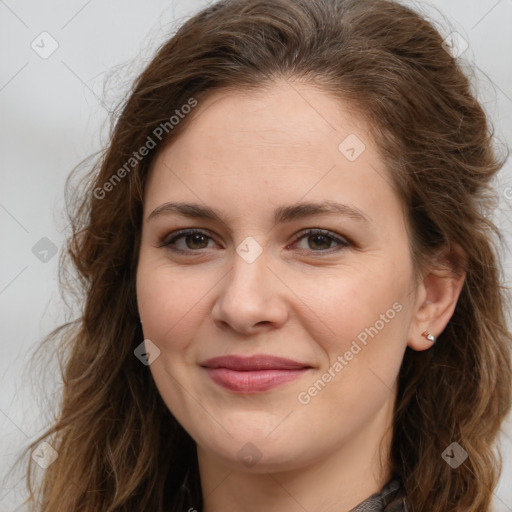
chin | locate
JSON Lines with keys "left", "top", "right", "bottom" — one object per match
{"left": 196, "top": 426, "right": 316, "bottom": 474}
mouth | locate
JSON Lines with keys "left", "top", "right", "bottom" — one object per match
{"left": 199, "top": 354, "right": 313, "bottom": 393}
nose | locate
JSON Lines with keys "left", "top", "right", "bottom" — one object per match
{"left": 211, "top": 249, "right": 289, "bottom": 336}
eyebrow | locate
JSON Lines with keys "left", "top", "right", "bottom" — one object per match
{"left": 146, "top": 200, "right": 371, "bottom": 224}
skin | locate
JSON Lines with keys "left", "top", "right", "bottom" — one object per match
{"left": 136, "top": 80, "right": 465, "bottom": 512}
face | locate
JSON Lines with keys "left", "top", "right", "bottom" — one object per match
{"left": 136, "top": 80, "right": 419, "bottom": 474}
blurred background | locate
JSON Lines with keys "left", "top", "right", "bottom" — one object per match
{"left": 1, "top": 0, "right": 511, "bottom": 510}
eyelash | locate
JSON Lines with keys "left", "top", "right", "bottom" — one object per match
{"left": 159, "top": 228, "right": 351, "bottom": 255}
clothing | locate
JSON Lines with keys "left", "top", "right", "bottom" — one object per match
{"left": 349, "top": 478, "right": 409, "bottom": 512}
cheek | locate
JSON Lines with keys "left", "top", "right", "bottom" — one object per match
{"left": 294, "top": 262, "right": 408, "bottom": 354}
{"left": 136, "top": 258, "right": 209, "bottom": 353}
{"left": 293, "top": 273, "right": 408, "bottom": 422}
{"left": 294, "top": 266, "right": 410, "bottom": 415}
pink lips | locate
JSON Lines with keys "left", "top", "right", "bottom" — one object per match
{"left": 200, "top": 355, "right": 312, "bottom": 393}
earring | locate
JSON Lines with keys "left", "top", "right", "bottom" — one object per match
{"left": 422, "top": 330, "right": 436, "bottom": 343}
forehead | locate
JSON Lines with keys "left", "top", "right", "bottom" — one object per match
{"left": 145, "top": 80, "right": 404, "bottom": 230}
{"left": 176, "top": 81, "right": 367, "bottom": 156}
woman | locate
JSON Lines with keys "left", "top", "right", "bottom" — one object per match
{"left": 18, "top": 0, "right": 511, "bottom": 510}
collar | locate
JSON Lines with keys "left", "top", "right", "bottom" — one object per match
{"left": 348, "top": 478, "right": 409, "bottom": 512}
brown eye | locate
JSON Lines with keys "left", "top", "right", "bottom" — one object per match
{"left": 182, "top": 233, "right": 210, "bottom": 250}
{"left": 160, "top": 228, "right": 350, "bottom": 256}
{"left": 306, "top": 234, "right": 334, "bottom": 250}
{"left": 291, "top": 229, "right": 350, "bottom": 253}
{"left": 161, "top": 229, "right": 216, "bottom": 253}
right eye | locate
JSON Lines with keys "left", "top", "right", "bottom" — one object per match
{"left": 159, "top": 229, "right": 219, "bottom": 254}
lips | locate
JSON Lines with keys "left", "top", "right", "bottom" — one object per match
{"left": 200, "top": 355, "right": 312, "bottom": 393}
{"left": 200, "top": 355, "right": 310, "bottom": 371}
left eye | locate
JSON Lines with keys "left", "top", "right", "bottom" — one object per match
{"left": 160, "top": 228, "right": 350, "bottom": 254}
{"left": 291, "top": 229, "right": 350, "bottom": 252}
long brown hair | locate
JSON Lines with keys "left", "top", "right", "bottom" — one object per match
{"left": 14, "top": 0, "right": 511, "bottom": 510}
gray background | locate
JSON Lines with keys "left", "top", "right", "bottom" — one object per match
{"left": 1, "top": 0, "right": 511, "bottom": 510}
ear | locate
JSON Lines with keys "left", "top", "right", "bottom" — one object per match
{"left": 407, "top": 245, "right": 466, "bottom": 351}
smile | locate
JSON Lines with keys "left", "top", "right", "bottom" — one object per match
{"left": 200, "top": 355, "right": 313, "bottom": 393}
